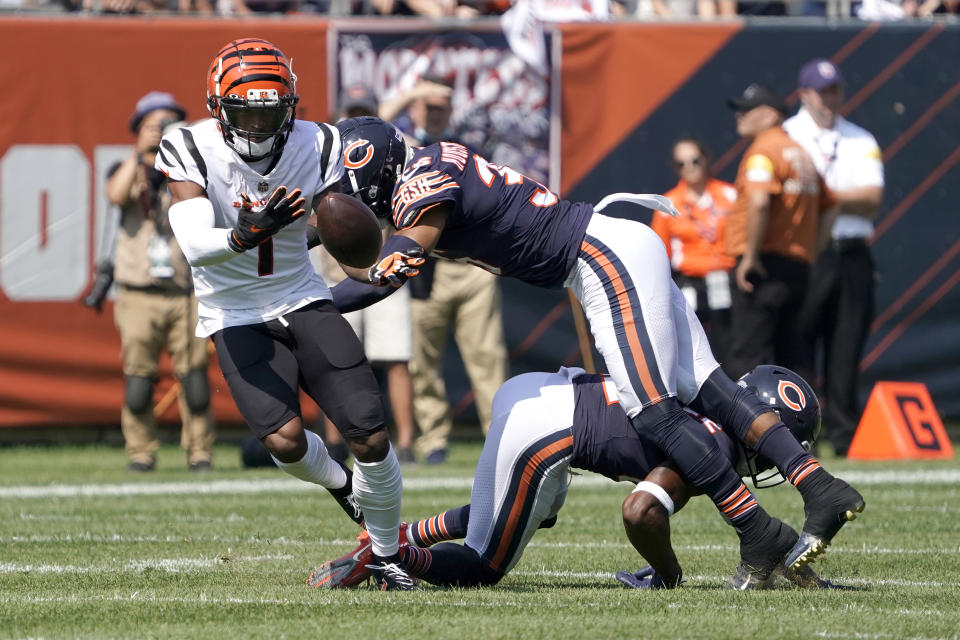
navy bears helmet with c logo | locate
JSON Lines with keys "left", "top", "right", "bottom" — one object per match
{"left": 736, "top": 365, "right": 822, "bottom": 487}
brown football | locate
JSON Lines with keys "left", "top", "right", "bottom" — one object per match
{"left": 315, "top": 192, "right": 382, "bottom": 269}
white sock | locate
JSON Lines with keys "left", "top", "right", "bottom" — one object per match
{"left": 352, "top": 445, "right": 402, "bottom": 557}
{"left": 271, "top": 429, "right": 347, "bottom": 490}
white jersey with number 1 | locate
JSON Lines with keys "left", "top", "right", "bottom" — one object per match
{"left": 156, "top": 118, "right": 343, "bottom": 337}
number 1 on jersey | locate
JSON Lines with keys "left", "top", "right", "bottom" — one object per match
{"left": 258, "top": 238, "right": 274, "bottom": 276}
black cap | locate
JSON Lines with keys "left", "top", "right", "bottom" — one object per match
{"left": 339, "top": 84, "right": 379, "bottom": 117}
{"left": 726, "top": 83, "right": 788, "bottom": 114}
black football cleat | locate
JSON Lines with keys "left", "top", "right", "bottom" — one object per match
{"left": 326, "top": 460, "right": 364, "bottom": 526}
{"left": 728, "top": 517, "right": 799, "bottom": 590}
{"left": 786, "top": 476, "right": 865, "bottom": 570}
{"left": 367, "top": 558, "right": 419, "bottom": 591}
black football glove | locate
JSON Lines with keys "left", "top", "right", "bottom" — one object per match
{"left": 228, "top": 185, "right": 307, "bottom": 253}
{"left": 368, "top": 247, "right": 426, "bottom": 287}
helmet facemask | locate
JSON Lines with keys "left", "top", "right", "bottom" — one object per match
{"left": 214, "top": 88, "right": 298, "bottom": 161}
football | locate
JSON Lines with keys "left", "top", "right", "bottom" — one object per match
{"left": 315, "top": 192, "right": 382, "bottom": 269}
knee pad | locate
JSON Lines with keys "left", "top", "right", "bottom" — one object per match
{"left": 181, "top": 369, "right": 210, "bottom": 413}
{"left": 688, "top": 369, "right": 766, "bottom": 440}
{"left": 241, "top": 435, "right": 276, "bottom": 468}
{"left": 124, "top": 375, "right": 155, "bottom": 414}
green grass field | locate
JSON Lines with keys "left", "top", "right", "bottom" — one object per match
{"left": 1, "top": 443, "right": 958, "bottom": 639}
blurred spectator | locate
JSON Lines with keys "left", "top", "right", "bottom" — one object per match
{"left": 311, "top": 84, "right": 417, "bottom": 465}
{"left": 88, "top": 91, "right": 215, "bottom": 472}
{"left": 384, "top": 77, "right": 509, "bottom": 465}
{"left": 379, "top": 79, "right": 455, "bottom": 146}
{"left": 905, "top": 0, "right": 959, "bottom": 15}
{"left": 723, "top": 84, "right": 834, "bottom": 380}
{"left": 857, "top": 0, "right": 909, "bottom": 18}
{"left": 368, "top": 0, "right": 479, "bottom": 16}
{"left": 651, "top": 137, "right": 736, "bottom": 363}
{"left": 784, "top": 59, "right": 884, "bottom": 457}
{"left": 632, "top": 0, "right": 735, "bottom": 17}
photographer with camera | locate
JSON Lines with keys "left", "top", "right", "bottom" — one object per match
{"left": 85, "top": 91, "right": 215, "bottom": 472}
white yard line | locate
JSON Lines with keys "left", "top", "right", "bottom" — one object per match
{"left": 1, "top": 469, "right": 959, "bottom": 500}
{"left": 0, "top": 553, "right": 294, "bottom": 574}
{"left": 1, "top": 531, "right": 955, "bottom": 559}
{"left": 3, "top": 556, "right": 957, "bottom": 591}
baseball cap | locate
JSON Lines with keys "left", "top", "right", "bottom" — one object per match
{"left": 339, "top": 84, "right": 379, "bottom": 117}
{"left": 726, "top": 83, "right": 788, "bottom": 114}
{"left": 129, "top": 91, "right": 186, "bottom": 133}
{"left": 797, "top": 58, "right": 844, "bottom": 90}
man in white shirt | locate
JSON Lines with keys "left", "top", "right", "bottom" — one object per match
{"left": 783, "top": 58, "right": 884, "bottom": 458}
{"left": 157, "top": 38, "right": 415, "bottom": 589}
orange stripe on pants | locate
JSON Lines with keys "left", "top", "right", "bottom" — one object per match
{"left": 489, "top": 435, "right": 574, "bottom": 571}
{"left": 581, "top": 241, "right": 662, "bottom": 404}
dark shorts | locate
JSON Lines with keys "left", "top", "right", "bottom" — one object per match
{"left": 212, "top": 300, "right": 384, "bottom": 440}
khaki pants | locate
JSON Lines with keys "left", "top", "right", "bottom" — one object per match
{"left": 412, "top": 262, "right": 508, "bottom": 456}
{"left": 114, "top": 288, "right": 215, "bottom": 465}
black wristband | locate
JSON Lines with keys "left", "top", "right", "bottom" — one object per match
{"left": 227, "top": 230, "right": 249, "bottom": 253}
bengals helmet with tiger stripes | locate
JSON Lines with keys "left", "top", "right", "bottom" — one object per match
{"left": 207, "top": 38, "right": 299, "bottom": 161}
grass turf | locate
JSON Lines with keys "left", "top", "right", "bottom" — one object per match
{"left": 1, "top": 443, "right": 958, "bottom": 639}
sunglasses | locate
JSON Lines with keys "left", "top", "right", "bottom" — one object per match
{"left": 673, "top": 156, "right": 704, "bottom": 169}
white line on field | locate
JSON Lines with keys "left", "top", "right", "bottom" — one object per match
{"left": 3, "top": 556, "right": 956, "bottom": 592}
{"left": 513, "top": 570, "right": 958, "bottom": 589}
{"left": 524, "top": 541, "right": 960, "bottom": 556}
{"left": 1, "top": 469, "right": 959, "bottom": 499}
{"left": 1, "top": 588, "right": 957, "bottom": 621}
{"left": 0, "top": 554, "right": 294, "bottom": 574}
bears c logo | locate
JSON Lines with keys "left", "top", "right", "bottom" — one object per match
{"left": 777, "top": 380, "right": 806, "bottom": 412}
{"left": 344, "top": 139, "right": 374, "bottom": 169}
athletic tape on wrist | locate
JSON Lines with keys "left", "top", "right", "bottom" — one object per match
{"left": 632, "top": 480, "right": 675, "bottom": 516}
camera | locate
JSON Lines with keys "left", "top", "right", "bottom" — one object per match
{"left": 82, "top": 260, "right": 115, "bottom": 312}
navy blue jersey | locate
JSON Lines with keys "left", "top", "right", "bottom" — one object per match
{"left": 569, "top": 373, "right": 737, "bottom": 482}
{"left": 391, "top": 142, "right": 593, "bottom": 289}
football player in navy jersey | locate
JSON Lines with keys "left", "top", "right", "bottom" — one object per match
{"left": 328, "top": 117, "right": 864, "bottom": 580}
{"left": 308, "top": 365, "right": 836, "bottom": 591}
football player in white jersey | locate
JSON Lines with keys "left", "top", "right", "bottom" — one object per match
{"left": 156, "top": 38, "right": 414, "bottom": 590}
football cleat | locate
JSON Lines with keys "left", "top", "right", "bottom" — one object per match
{"left": 787, "top": 477, "right": 865, "bottom": 570}
{"left": 772, "top": 560, "right": 842, "bottom": 589}
{"left": 325, "top": 460, "right": 364, "bottom": 526}
{"left": 736, "top": 561, "right": 854, "bottom": 590}
{"left": 306, "top": 540, "right": 373, "bottom": 589}
{"left": 367, "top": 559, "right": 419, "bottom": 591}
{"left": 732, "top": 516, "right": 799, "bottom": 589}
{"left": 727, "top": 562, "right": 775, "bottom": 590}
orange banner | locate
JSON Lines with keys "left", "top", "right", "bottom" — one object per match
{"left": 0, "top": 17, "right": 330, "bottom": 426}
{"left": 559, "top": 22, "right": 741, "bottom": 195}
